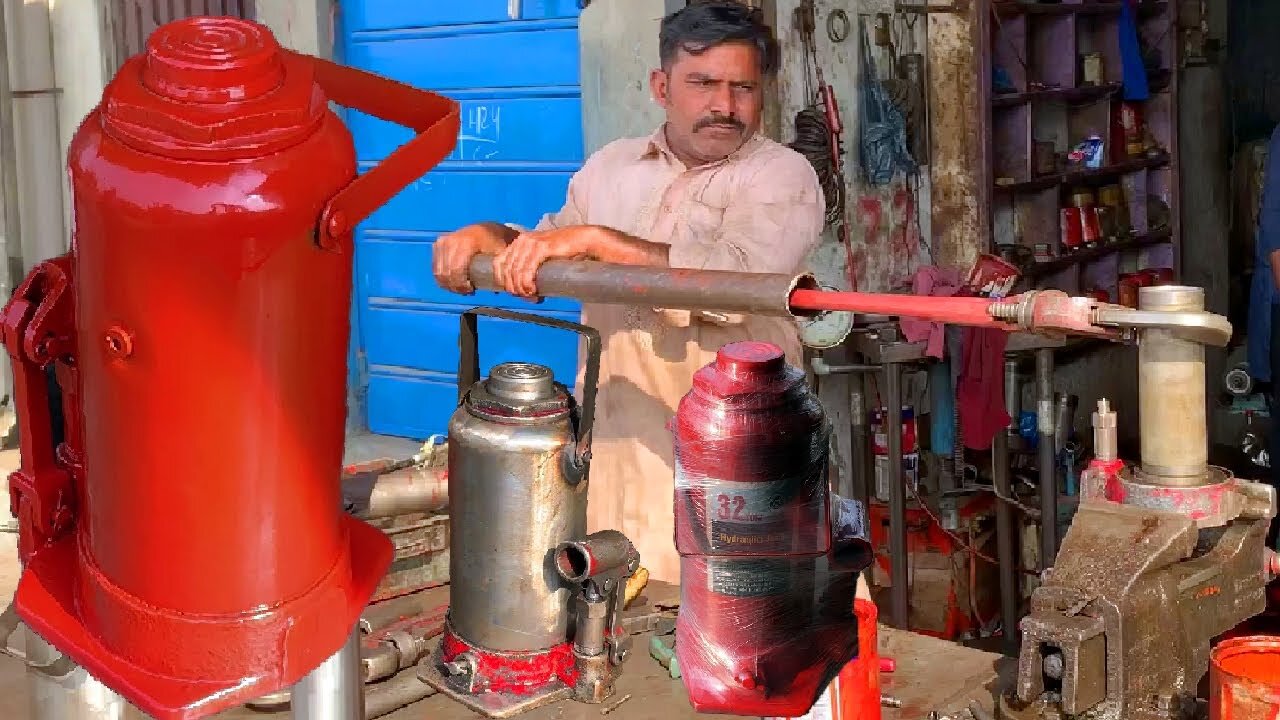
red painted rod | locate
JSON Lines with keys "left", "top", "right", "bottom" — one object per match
{"left": 788, "top": 288, "right": 1007, "bottom": 330}
{"left": 467, "top": 257, "right": 1010, "bottom": 330}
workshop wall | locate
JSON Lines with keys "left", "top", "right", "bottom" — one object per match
{"left": 771, "top": 0, "right": 932, "bottom": 296}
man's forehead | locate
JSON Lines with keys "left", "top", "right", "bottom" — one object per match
{"left": 668, "top": 42, "right": 760, "bottom": 75}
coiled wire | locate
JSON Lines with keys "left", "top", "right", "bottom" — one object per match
{"left": 788, "top": 106, "right": 844, "bottom": 228}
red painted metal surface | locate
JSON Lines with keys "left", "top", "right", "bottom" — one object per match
{"left": 3, "top": 16, "right": 459, "bottom": 720}
{"left": 439, "top": 623, "right": 579, "bottom": 695}
{"left": 673, "top": 342, "right": 860, "bottom": 717}
{"left": 1211, "top": 636, "right": 1280, "bottom": 720}
{"left": 1080, "top": 457, "right": 1241, "bottom": 525}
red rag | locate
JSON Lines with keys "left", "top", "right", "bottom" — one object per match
{"left": 957, "top": 326, "right": 1012, "bottom": 451}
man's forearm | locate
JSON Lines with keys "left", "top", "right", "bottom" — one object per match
{"left": 585, "top": 225, "right": 670, "bottom": 267}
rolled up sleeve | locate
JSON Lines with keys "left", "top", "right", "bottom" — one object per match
{"left": 665, "top": 151, "right": 826, "bottom": 324}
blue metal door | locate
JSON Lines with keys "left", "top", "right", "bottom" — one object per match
{"left": 338, "top": 1, "right": 585, "bottom": 439}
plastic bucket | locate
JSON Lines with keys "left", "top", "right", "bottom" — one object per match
{"left": 1211, "top": 636, "right": 1280, "bottom": 720}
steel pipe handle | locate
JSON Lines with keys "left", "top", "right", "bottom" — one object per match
{"left": 466, "top": 256, "right": 815, "bottom": 317}
{"left": 456, "top": 308, "right": 602, "bottom": 466}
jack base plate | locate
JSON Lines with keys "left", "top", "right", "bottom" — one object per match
{"left": 418, "top": 641, "right": 573, "bottom": 719}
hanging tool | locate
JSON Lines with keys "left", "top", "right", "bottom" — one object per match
{"left": 792, "top": 0, "right": 858, "bottom": 292}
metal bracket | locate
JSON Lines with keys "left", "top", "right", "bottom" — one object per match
{"left": 1, "top": 256, "right": 77, "bottom": 562}
{"left": 296, "top": 51, "right": 460, "bottom": 252}
{"left": 1091, "top": 306, "right": 1233, "bottom": 347}
{"left": 457, "top": 308, "right": 602, "bottom": 467}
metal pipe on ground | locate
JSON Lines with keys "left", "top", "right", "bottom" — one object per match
{"left": 343, "top": 465, "right": 448, "bottom": 520}
{"left": 364, "top": 672, "right": 437, "bottom": 719}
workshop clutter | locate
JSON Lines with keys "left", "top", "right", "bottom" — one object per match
{"left": 673, "top": 341, "right": 873, "bottom": 717}
{"left": 0, "top": 15, "right": 460, "bottom": 720}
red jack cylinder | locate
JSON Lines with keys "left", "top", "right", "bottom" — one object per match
{"left": 2, "top": 17, "right": 459, "bottom": 720}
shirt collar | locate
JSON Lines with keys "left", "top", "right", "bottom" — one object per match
{"left": 639, "top": 124, "right": 764, "bottom": 168}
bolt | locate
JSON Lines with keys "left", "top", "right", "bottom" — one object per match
{"left": 442, "top": 659, "right": 471, "bottom": 677}
{"left": 327, "top": 211, "right": 348, "bottom": 237}
{"left": 104, "top": 327, "right": 133, "bottom": 359}
{"left": 1043, "top": 652, "right": 1065, "bottom": 680}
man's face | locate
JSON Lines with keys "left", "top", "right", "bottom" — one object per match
{"left": 650, "top": 41, "right": 763, "bottom": 166}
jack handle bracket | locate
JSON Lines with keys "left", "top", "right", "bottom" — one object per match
{"left": 1, "top": 255, "right": 77, "bottom": 563}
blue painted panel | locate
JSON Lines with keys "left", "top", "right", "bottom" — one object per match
{"left": 345, "top": 0, "right": 582, "bottom": 33}
{"left": 344, "top": 25, "right": 579, "bottom": 91}
{"left": 356, "top": 236, "right": 580, "bottom": 313}
{"left": 346, "top": 95, "right": 584, "bottom": 163}
{"left": 360, "top": 166, "right": 574, "bottom": 233}
{"left": 343, "top": 1, "right": 584, "bottom": 439}
{"left": 366, "top": 373, "right": 459, "bottom": 439}
{"left": 363, "top": 306, "right": 582, "bottom": 381}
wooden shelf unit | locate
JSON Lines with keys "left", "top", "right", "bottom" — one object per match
{"left": 986, "top": 0, "right": 1179, "bottom": 302}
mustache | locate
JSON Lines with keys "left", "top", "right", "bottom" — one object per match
{"left": 694, "top": 116, "right": 745, "bottom": 133}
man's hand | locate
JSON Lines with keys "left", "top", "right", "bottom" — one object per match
{"left": 433, "top": 222, "right": 516, "bottom": 294}
{"left": 493, "top": 226, "right": 671, "bottom": 299}
{"left": 493, "top": 227, "right": 593, "bottom": 298}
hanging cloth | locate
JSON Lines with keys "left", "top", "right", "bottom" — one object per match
{"left": 858, "top": 17, "right": 917, "bottom": 186}
{"left": 1119, "top": 0, "right": 1150, "bottom": 101}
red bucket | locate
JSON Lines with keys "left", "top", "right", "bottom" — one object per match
{"left": 1211, "top": 636, "right": 1280, "bottom": 720}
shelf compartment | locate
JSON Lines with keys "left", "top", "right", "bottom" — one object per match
{"left": 1027, "top": 227, "right": 1172, "bottom": 278}
{"left": 995, "top": 152, "right": 1170, "bottom": 193}
{"left": 1029, "top": 13, "right": 1077, "bottom": 89}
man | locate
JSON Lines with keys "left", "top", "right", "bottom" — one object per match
{"left": 1247, "top": 123, "right": 1280, "bottom": 547}
{"left": 433, "top": 1, "right": 825, "bottom": 582}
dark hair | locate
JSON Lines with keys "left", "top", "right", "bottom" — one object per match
{"left": 659, "top": 1, "right": 779, "bottom": 76}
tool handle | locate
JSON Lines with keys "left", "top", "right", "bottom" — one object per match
{"left": 456, "top": 308, "right": 602, "bottom": 465}
{"left": 295, "top": 51, "right": 460, "bottom": 251}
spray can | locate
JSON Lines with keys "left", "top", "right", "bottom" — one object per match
{"left": 871, "top": 407, "right": 919, "bottom": 503}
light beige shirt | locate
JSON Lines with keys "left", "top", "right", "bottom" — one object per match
{"left": 534, "top": 127, "right": 825, "bottom": 582}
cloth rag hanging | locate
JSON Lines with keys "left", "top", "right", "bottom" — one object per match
{"left": 1119, "top": 0, "right": 1150, "bottom": 101}
{"left": 956, "top": 327, "right": 1011, "bottom": 451}
{"left": 858, "top": 17, "right": 917, "bottom": 185}
{"left": 898, "top": 265, "right": 963, "bottom": 359}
